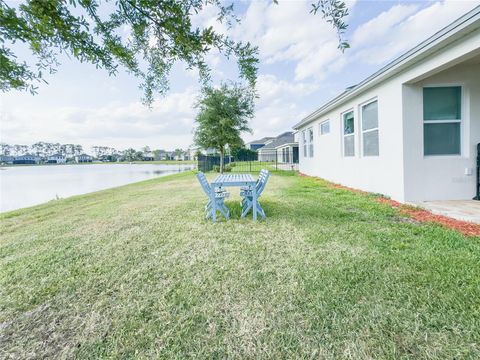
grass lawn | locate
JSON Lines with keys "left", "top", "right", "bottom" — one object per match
{"left": 1, "top": 171, "right": 479, "bottom": 359}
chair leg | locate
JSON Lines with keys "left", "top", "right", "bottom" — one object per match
{"left": 241, "top": 199, "right": 252, "bottom": 218}
{"left": 218, "top": 202, "right": 230, "bottom": 219}
{"left": 256, "top": 202, "right": 266, "bottom": 219}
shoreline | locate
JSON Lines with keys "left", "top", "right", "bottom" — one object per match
{"left": 0, "top": 160, "right": 196, "bottom": 168}
{"left": 0, "top": 168, "right": 195, "bottom": 215}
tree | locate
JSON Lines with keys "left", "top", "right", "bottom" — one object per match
{"left": 1, "top": 1, "right": 349, "bottom": 104}
{"left": 231, "top": 147, "right": 258, "bottom": 161}
{"left": 174, "top": 148, "right": 184, "bottom": 160}
{"left": 123, "top": 148, "right": 137, "bottom": 162}
{"left": 194, "top": 83, "right": 254, "bottom": 173}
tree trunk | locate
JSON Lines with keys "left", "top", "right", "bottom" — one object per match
{"left": 220, "top": 147, "right": 225, "bottom": 174}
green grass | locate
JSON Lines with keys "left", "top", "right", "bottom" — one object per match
{"left": 1, "top": 172, "right": 479, "bottom": 359}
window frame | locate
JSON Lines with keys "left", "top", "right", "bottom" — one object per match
{"left": 302, "top": 130, "right": 307, "bottom": 157}
{"left": 360, "top": 98, "right": 379, "bottom": 157}
{"left": 320, "top": 120, "right": 330, "bottom": 135}
{"left": 423, "top": 85, "right": 463, "bottom": 157}
{"left": 341, "top": 109, "right": 355, "bottom": 157}
{"left": 308, "top": 127, "right": 314, "bottom": 157}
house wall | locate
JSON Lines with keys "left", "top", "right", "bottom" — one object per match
{"left": 402, "top": 62, "right": 480, "bottom": 201}
{"left": 297, "top": 26, "right": 480, "bottom": 202}
{"left": 298, "top": 81, "right": 406, "bottom": 201}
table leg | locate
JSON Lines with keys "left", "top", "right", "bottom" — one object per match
{"left": 252, "top": 185, "right": 257, "bottom": 222}
{"left": 211, "top": 186, "right": 216, "bottom": 223}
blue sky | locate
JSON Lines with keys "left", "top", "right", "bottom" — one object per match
{"left": 1, "top": 0, "right": 479, "bottom": 151}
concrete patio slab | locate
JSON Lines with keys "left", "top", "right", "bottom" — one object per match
{"left": 413, "top": 200, "right": 480, "bottom": 224}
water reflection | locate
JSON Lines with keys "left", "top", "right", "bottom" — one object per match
{"left": 0, "top": 163, "right": 195, "bottom": 212}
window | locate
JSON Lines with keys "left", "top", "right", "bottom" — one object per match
{"left": 343, "top": 111, "right": 355, "bottom": 156}
{"left": 320, "top": 120, "right": 330, "bottom": 135}
{"left": 423, "top": 86, "right": 461, "bottom": 155}
{"left": 308, "top": 127, "right": 314, "bottom": 157}
{"left": 302, "top": 130, "right": 307, "bottom": 157}
{"left": 361, "top": 100, "right": 379, "bottom": 156}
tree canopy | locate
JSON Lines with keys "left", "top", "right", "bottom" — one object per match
{"left": 1, "top": 0, "right": 349, "bottom": 104}
{"left": 194, "top": 83, "right": 254, "bottom": 172}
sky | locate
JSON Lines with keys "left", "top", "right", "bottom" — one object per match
{"left": 1, "top": 0, "right": 479, "bottom": 152}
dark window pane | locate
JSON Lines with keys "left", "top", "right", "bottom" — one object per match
{"left": 343, "top": 111, "right": 354, "bottom": 135}
{"left": 423, "top": 87, "right": 461, "bottom": 120}
{"left": 424, "top": 122, "right": 460, "bottom": 155}
{"left": 363, "top": 130, "right": 379, "bottom": 156}
{"left": 362, "top": 101, "right": 378, "bottom": 130}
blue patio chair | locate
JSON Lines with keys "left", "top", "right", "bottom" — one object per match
{"left": 196, "top": 172, "right": 230, "bottom": 220}
{"left": 240, "top": 170, "right": 270, "bottom": 219}
{"left": 240, "top": 169, "right": 268, "bottom": 192}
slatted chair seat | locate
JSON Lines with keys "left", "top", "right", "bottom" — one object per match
{"left": 197, "top": 171, "right": 230, "bottom": 220}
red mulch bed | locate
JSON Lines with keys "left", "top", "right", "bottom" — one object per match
{"left": 376, "top": 198, "right": 480, "bottom": 237}
{"left": 300, "top": 173, "right": 480, "bottom": 237}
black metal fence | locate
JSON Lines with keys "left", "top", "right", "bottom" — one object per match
{"left": 197, "top": 148, "right": 299, "bottom": 173}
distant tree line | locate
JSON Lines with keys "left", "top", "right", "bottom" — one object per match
{"left": 0, "top": 142, "right": 193, "bottom": 162}
{"left": 0, "top": 142, "right": 84, "bottom": 157}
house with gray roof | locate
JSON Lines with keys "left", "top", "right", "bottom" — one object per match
{"left": 13, "top": 154, "right": 41, "bottom": 164}
{"left": 47, "top": 154, "right": 67, "bottom": 164}
{"left": 257, "top": 132, "right": 299, "bottom": 165}
{"left": 245, "top": 137, "right": 275, "bottom": 151}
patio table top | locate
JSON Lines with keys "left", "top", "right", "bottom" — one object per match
{"left": 212, "top": 173, "right": 256, "bottom": 187}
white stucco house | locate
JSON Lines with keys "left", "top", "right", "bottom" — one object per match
{"left": 294, "top": 7, "right": 480, "bottom": 203}
{"left": 75, "top": 154, "right": 93, "bottom": 163}
{"left": 47, "top": 154, "right": 67, "bottom": 164}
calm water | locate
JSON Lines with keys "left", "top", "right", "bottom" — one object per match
{"left": 0, "top": 163, "right": 195, "bottom": 212}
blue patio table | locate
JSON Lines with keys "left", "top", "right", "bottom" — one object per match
{"left": 211, "top": 173, "right": 258, "bottom": 222}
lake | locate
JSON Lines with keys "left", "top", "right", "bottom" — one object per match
{"left": 0, "top": 163, "right": 195, "bottom": 212}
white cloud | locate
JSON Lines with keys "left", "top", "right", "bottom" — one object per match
{"left": 0, "top": 88, "right": 199, "bottom": 150}
{"left": 234, "top": 0, "right": 353, "bottom": 81}
{"left": 245, "top": 74, "right": 318, "bottom": 140}
{"left": 352, "top": 0, "right": 479, "bottom": 65}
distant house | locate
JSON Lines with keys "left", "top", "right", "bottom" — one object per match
{"left": 0, "top": 155, "right": 14, "bottom": 164}
{"left": 187, "top": 147, "right": 201, "bottom": 161}
{"left": 257, "top": 132, "right": 299, "bottom": 164}
{"left": 173, "top": 151, "right": 186, "bottom": 161}
{"left": 75, "top": 154, "right": 93, "bottom": 163}
{"left": 143, "top": 152, "right": 155, "bottom": 161}
{"left": 293, "top": 7, "right": 480, "bottom": 202}
{"left": 153, "top": 150, "right": 167, "bottom": 161}
{"left": 13, "top": 154, "right": 41, "bottom": 164}
{"left": 245, "top": 137, "right": 275, "bottom": 151}
{"left": 47, "top": 154, "right": 67, "bottom": 164}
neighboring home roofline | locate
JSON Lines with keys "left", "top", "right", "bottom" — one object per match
{"left": 293, "top": 5, "right": 480, "bottom": 130}
{"left": 259, "top": 131, "right": 296, "bottom": 150}
{"left": 274, "top": 142, "right": 298, "bottom": 150}
{"left": 246, "top": 136, "right": 275, "bottom": 145}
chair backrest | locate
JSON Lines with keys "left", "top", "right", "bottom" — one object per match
{"left": 255, "top": 170, "right": 270, "bottom": 196}
{"left": 256, "top": 169, "right": 268, "bottom": 184}
{"left": 196, "top": 172, "right": 212, "bottom": 198}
